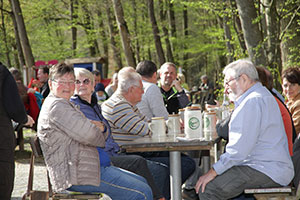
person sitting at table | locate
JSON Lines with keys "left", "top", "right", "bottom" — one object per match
{"left": 70, "top": 67, "right": 167, "bottom": 200}
{"left": 195, "top": 59, "right": 294, "bottom": 199}
{"left": 281, "top": 67, "right": 300, "bottom": 136}
{"left": 101, "top": 66, "right": 195, "bottom": 199}
{"left": 37, "top": 63, "right": 153, "bottom": 200}
{"left": 136, "top": 60, "right": 169, "bottom": 120}
{"left": 158, "top": 62, "right": 190, "bottom": 114}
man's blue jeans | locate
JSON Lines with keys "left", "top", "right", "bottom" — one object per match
{"left": 67, "top": 165, "right": 153, "bottom": 200}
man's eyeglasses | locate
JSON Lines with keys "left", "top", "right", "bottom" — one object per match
{"left": 52, "top": 79, "right": 75, "bottom": 86}
{"left": 75, "top": 79, "right": 91, "bottom": 85}
{"left": 224, "top": 75, "right": 241, "bottom": 86}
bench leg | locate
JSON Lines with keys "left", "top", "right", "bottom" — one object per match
{"left": 17, "top": 128, "right": 24, "bottom": 151}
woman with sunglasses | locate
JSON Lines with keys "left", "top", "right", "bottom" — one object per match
{"left": 70, "top": 67, "right": 167, "bottom": 200}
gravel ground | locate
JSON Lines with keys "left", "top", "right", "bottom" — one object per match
{"left": 12, "top": 148, "right": 48, "bottom": 200}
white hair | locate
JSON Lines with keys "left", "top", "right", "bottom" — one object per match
{"left": 117, "top": 67, "right": 142, "bottom": 94}
{"left": 223, "top": 58, "right": 259, "bottom": 81}
{"left": 74, "top": 68, "right": 95, "bottom": 84}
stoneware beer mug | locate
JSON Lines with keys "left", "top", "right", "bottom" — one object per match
{"left": 166, "top": 114, "right": 181, "bottom": 135}
{"left": 184, "top": 106, "right": 203, "bottom": 138}
{"left": 148, "top": 117, "right": 166, "bottom": 138}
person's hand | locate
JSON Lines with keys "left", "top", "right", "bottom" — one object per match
{"left": 171, "top": 79, "right": 183, "bottom": 93}
{"left": 27, "top": 88, "right": 36, "bottom": 94}
{"left": 91, "top": 120, "right": 105, "bottom": 132}
{"left": 24, "top": 115, "right": 35, "bottom": 127}
{"left": 195, "top": 168, "right": 217, "bottom": 194}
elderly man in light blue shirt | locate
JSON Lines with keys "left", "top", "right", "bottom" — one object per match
{"left": 195, "top": 59, "right": 294, "bottom": 200}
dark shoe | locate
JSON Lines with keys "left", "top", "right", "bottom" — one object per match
{"left": 182, "top": 188, "right": 199, "bottom": 200}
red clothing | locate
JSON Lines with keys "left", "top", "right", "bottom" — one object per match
{"left": 275, "top": 97, "right": 293, "bottom": 155}
{"left": 24, "top": 93, "right": 40, "bottom": 121}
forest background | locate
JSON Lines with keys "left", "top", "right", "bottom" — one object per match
{"left": 1, "top": 0, "right": 300, "bottom": 96}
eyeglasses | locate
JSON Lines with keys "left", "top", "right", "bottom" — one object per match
{"left": 224, "top": 75, "right": 241, "bottom": 86}
{"left": 75, "top": 79, "right": 91, "bottom": 85}
{"left": 52, "top": 79, "right": 75, "bottom": 86}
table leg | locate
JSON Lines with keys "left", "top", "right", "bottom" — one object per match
{"left": 201, "top": 150, "right": 210, "bottom": 173}
{"left": 170, "top": 151, "right": 181, "bottom": 200}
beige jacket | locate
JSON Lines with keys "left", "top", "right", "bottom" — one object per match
{"left": 287, "top": 92, "right": 300, "bottom": 135}
{"left": 37, "top": 94, "right": 108, "bottom": 192}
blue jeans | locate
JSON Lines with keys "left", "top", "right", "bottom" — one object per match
{"left": 67, "top": 166, "right": 153, "bottom": 200}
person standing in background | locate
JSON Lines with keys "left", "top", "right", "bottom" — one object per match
{"left": 105, "top": 72, "right": 118, "bottom": 97}
{"left": 92, "top": 69, "right": 102, "bottom": 84}
{"left": 0, "top": 63, "right": 34, "bottom": 200}
{"left": 37, "top": 65, "right": 50, "bottom": 99}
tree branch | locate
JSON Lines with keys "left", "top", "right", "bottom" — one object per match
{"left": 280, "top": 4, "right": 300, "bottom": 41}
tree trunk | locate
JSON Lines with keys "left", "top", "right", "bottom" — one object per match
{"left": 235, "top": 0, "right": 267, "bottom": 65}
{"left": 80, "top": 0, "right": 99, "bottom": 57}
{"left": 280, "top": 0, "right": 300, "bottom": 68}
{"left": 159, "top": 0, "right": 173, "bottom": 63}
{"left": 96, "top": 7, "right": 109, "bottom": 78}
{"left": 10, "top": 11, "right": 25, "bottom": 69}
{"left": 112, "top": 0, "right": 136, "bottom": 68}
{"left": 262, "top": 0, "right": 282, "bottom": 89}
{"left": 10, "top": 0, "right": 35, "bottom": 82}
{"left": 230, "top": 0, "right": 247, "bottom": 55}
{"left": 131, "top": 0, "right": 141, "bottom": 63}
{"left": 223, "top": 0, "right": 234, "bottom": 63}
{"left": 183, "top": 2, "right": 189, "bottom": 66}
{"left": 104, "top": 0, "right": 123, "bottom": 70}
{"left": 70, "top": 0, "right": 78, "bottom": 56}
{"left": 168, "top": 1, "right": 176, "bottom": 37}
{"left": 1, "top": 0, "right": 11, "bottom": 68}
{"left": 168, "top": 0, "right": 176, "bottom": 60}
{"left": 147, "top": 0, "right": 165, "bottom": 66}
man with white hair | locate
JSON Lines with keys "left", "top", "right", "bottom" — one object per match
{"left": 101, "top": 67, "right": 150, "bottom": 143}
{"left": 102, "top": 67, "right": 196, "bottom": 199}
{"left": 195, "top": 59, "right": 294, "bottom": 199}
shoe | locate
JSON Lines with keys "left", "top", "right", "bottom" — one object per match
{"left": 182, "top": 188, "right": 199, "bottom": 200}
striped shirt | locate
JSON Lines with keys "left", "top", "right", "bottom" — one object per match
{"left": 101, "top": 93, "right": 151, "bottom": 145}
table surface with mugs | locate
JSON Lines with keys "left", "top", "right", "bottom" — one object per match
{"left": 121, "top": 134, "right": 221, "bottom": 200}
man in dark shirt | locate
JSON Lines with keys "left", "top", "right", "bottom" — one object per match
{"left": 159, "top": 62, "right": 190, "bottom": 114}
{"left": 0, "top": 63, "right": 34, "bottom": 199}
{"left": 37, "top": 65, "right": 50, "bottom": 98}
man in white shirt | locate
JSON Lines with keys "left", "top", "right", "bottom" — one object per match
{"left": 136, "top": 60, "right": 169, "bottom": 120}
{"left": 195, "top": 59, "right": 294, "bottom": 199}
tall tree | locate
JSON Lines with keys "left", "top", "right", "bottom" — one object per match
{"left": 235, "top": 0, "right": 267, "bottom": 66}
{"left": 183, "top": 1, "right": 189, "bottom": 65}
{"left": 148, "top": 0, "right": 165, "bottom": 65}
{"left": 10, "top": 0, "right": 35, "bottom": 81}
{"left": 263, "top": 0, "right": 282, "bottom": 68}
{"left": 79, "top": 0, "right": 99, "bottom": 57}
{"left": 104, "top": 0, "right": 123, "bottom": 70}
{"left": 112, "top": 0, "right": 136, "bottom": 67}
{"left": 280, "top": 0, "right": 300, "bottom": 67}
{"left": 159, "top": 0, "right": 173, "bottom": 62}
{"left": 222, "top": 0, "right": 234, "bottom": 63}
{"left": 70, "top": 0, "right": 78, "bottom": 56}
{"left": 1, "top": 0, "right": 11, "bottom": 68}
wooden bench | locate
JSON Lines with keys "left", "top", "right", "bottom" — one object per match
{"left": 22, "top": 136, "right": 105, "bottom": 200}
{"left": 244, "top": 184, "right": 300, "bottom": 200}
